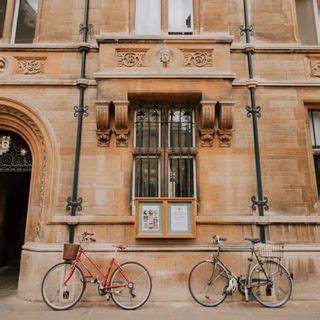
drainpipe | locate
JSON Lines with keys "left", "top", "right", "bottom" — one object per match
{"left": 241, "top": 0, "right": 268, "bottom": 243}
{"left": 66, "top": 0, "right": 91, "bottom": 243}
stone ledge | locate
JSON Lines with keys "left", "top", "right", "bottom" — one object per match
{"left": 0, "top": 80, "right": 97, "bottom": 86}
{"left": 49, "top": 215, "right": 320, "bottom": 226}
{"left": 96, "top": 35, "right": 234, "bottom": 44}
{"left": 0, "top": 43, "right": 99, "bottom": 51}
{"left": 233, "top": 79, "right": 320, "bottom": 87}
{"left": 231, "top": 44, "right": 320, "bottom": 53}
{"left": 22, "top": 242, "right": 320, "bottom": 253}
{"left": 94, "top": 72, "right": 236, "bottom": 79}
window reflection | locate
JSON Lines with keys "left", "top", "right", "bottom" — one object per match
{"left": 15, "top": 0, "right": 38, "bottom": 43}
{"left": 0, "top": 0, "right": 7, "bottom": 38}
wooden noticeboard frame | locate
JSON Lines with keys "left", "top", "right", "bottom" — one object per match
{"left": 135, "top": 198, "right": 196, "bottom": 238}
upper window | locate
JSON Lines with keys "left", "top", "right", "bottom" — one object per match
{"left": 12, "top": 0, "right": 38, "bottom": 43}
{"left": 0, "top": 0, "right": 7, "bottom": 39}
{"left": 135, "top": 0, "right": 194, "bottom": 35}
{"left": 296, "top": 0, "right": 320, "bottom": 45}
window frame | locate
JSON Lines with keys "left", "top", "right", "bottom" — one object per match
{"left": 132, "top": 101, "right": 197, "bottom": 201}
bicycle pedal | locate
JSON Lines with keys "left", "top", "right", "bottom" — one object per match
{"left": 105, "top": 293, "right": 110, "bottom": 301}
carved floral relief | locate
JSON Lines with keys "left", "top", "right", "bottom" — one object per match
{"left": 15, "top": 57, "right": 46, "bottom": 75}
{"left": 182, "top": 49, "right": 213, "bottom": 67}
{"left": 116, "top": 49, "right": 148, "bottom": 67}
{"left": 310, "top": 60, "right": 320, "bottom": 77}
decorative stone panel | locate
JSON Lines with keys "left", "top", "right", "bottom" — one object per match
{"left": 199, "top": 101, "right": 216, "bottom": 147}
{"left": 182, "top": 49, "right": 213, "bottom": 67}
{"left": 96, "top": 103, "right": 111, "bottom": 147}
{"left": 114, "top": 101, "right": 130, "bottom": 147}
{"left": 310, "top": 59, "right": 320, "bottom": 77}
{"left": 15, "top": 57, "right": 46, "bottom": 75}
{"left": 217, "top": 101, "right": 234, "bottom": 147}
{"left": 0, "top": 57, "right": 7, "bottom": 73}
{"left": 116, "top": 49, "right": 148, "bottom": 67}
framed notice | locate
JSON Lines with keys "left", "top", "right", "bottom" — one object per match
{"left": 167, "top": 202, "right": 192, "bottom": 235}
{"left": 135, "top": 198, "right": 196, "bottom": 238}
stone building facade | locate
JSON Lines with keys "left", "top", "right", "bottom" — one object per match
{"left": 0, "top": 0, "right": 320, "bottom": 301}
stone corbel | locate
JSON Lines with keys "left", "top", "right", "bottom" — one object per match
{"left": 217, "top": 101, "right": 234, "bottom": 147}
{"left": 96, "top": 102, "right": 111, "bottom": 147}
{"left": 199, "top": 101, "right": 216, "bottom": 147}
{"left": 114, "top": 101, "right": 130, "bottom": 147}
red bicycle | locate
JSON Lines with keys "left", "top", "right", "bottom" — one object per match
{"left": 41, "top": 232, "right": 152, "bottom": 310}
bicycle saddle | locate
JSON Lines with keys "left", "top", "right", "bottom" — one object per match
{"left": 113, "top": 243, "right": 127, "bottom": 250}
{"left": 245, "top": 238, "right": 261, "bottom": 244}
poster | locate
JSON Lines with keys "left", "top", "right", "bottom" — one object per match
{"left": 141, "top": 205, "right": 160, "bottom": 231}
{"left": 170, "top": 205, "right": 188, "bottom": 232}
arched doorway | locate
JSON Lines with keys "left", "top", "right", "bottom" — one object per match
{"left": 0, "top": 131, "right": 32, "bottom": 270}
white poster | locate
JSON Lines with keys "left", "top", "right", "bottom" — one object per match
{"left": 142, "top": 205, "right": 160, "bottom": 231}
{"left": 171, "top": 205, "right": 188, "bottom": 232}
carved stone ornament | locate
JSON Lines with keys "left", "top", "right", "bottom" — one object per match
{"left": 310, "top": 60, "right": 320, "bottom": 77}
{"left": 160, "top": 49, "right": 171, "bottom": 67}
{"left": 182, "top": 49, "right": 213, "bottom": 67}
{"left": 0, "top": 57, "right": 7, "bottom": 72}
{"left": 115, "top": 129, "right": 130, "bottom": 147}
{"left": 96, "top": 104, "right": 111, "bottom": 147}
{"left": 16, "top": 57, "right": 46, "bottom": 75}
{"left": 199, "top": 129, "right": 215, "bottom": 147}
{"left": 200, "top": 101, "right": 216, "bottom": 147}
{"left": 116, "top": 49, "right": 147, "bottom": 67}
{"left": 218, "top": 102, "right": 234, "bottom": 147}
{"left": 0, "top": 135, "right": 11, "bottom": 155}
{"left": 114, "top": 101, "right": 130, "bottom": 147}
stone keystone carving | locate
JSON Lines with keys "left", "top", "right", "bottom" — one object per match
{"left": 15, "top": 57, "right": 46, "bottom": 74}
{"left": 116, "top": 49, "right": 147, "bottom": 67}
{"left": 160, "top": 49, "right": 171, "bottom": 67}
{"left": 310, "top": 60, "right": 320, "bottom": 77}
{"left": 182, "top": 49, "right": 213, "bottom": 67}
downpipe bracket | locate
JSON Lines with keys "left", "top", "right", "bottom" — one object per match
{"left": 246, "top": 105, "right": 261, "bottom": 118}
{"left": 251, "top": 196, "right": 269, "bottom": 211}
{"left": 66, "top": 197, "right": 83, "bottom": 212}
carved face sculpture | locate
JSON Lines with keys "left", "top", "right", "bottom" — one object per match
{"left": 160, "top": 49, "right": 171, "bottom": 66}
{"left": 0, "top": 136, "right": 11, "bottom": 155}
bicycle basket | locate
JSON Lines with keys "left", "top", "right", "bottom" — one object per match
{"left": 257, "top": 243, "right": 284, "bottom": 260}
{"left": 63, "top": 243, "right": 80, "bottom": 261}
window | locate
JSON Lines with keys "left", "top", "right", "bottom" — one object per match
{"left": 0, "top": 0, "right": 7, "bottom": 38}
{"left": 133, "top": 101, "right": 196, "bottom": 199}
{"left": 296, "top": 0, "right": 320, "bottom": 45}
{"left": 12, "top": 0, "right": 38, "bottom": 43}
{"left": 135, "top": 0, "right": 194, "bottom": 35}
{"left": 308, "top": 110, "right": 320, "bottom": 195}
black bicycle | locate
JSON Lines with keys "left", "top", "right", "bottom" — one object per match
{"left": 188, "top": 235, "right": 292, "bottom": 308}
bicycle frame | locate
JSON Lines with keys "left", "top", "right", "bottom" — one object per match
{"left": 64, "top": 246, "right": 130, "bottom": 291}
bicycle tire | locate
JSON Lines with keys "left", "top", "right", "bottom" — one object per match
{"left": 110, "top": 262, "right": 152, "bottom": 310}
{"left": 249, "top": 260, "right": 292, "bottom": 308}
{"left": 188, "top": 260, "right": 228, "bottom": 307}
{"left": 41, "top": 262, "right": 85, "bottom": 310}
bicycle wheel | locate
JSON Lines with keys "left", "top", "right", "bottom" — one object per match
{"left": 41, "top": 262, "right": 85, "bottom": 310}
{"left": 188, "top": 260, "right": 228, "bottom": 307}
{"left": 249, "top": 260, "right": 292, "bottom": 308}
{"left": 110, "top": 262, "right": 152, "bottom": 310}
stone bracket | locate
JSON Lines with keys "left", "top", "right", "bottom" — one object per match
{"left": 200, "top": 100, "right": 216, "bottom": 147}
{"left": 114, "top": 101, "right": 130, "bottom": 147}
{"left": 218, "top": 101, "right": 234, "bottom": 147}
{"left": 96, "top": 103, "right": 111, "bottom": 147}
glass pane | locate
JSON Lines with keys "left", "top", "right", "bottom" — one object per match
{"left": 169, "top": 108, "right": 193, "bottom": 148}
{"left": 309, "top": 111, "right": 316, "bottom": 147}
{"left": 314, "top": 156, "right": 320, "bottom": 196}
{"left": 0, "top": 0, "right": 7, "bottom": 38}
{"left": 168, "top": 0, "right": 193, "bottom": 33}
{"left": 135, "top": 157, "right": 159, "bottom": 197}
{"left": 169, "top": 157, "right": 194, "bottom": 197}
{"left": 135, "top": 0, "right": 161, "bottom": 35}
{"left": 15, "top": 0, "right": 38, "bottom": 43}
{"left": 312, "top": 110, "right": 320, "bottom": 147}
{"left": 135, "top": 108, "right": 160, "bottom": 148}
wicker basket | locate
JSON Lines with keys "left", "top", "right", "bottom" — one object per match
{"left": 257, "top": 243, "right": 284, "bottom": 260}
{"left": 63, "top": 243, "right": 80, "bottom": 261}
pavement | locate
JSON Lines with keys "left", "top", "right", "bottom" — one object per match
{"left": 0, "top": 266, "right": 320, "bottom": 320}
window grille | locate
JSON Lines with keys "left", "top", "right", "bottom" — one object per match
{"left": 133, "top": 101, "right": 196, "bottom": 198}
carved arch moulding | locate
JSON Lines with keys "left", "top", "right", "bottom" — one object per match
{"left": 0, "top": 98, "right": 57, "bottom": 241}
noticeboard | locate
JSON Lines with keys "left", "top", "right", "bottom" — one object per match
{"left": 135, "top": 198, "right": 196, "bottom": 238}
